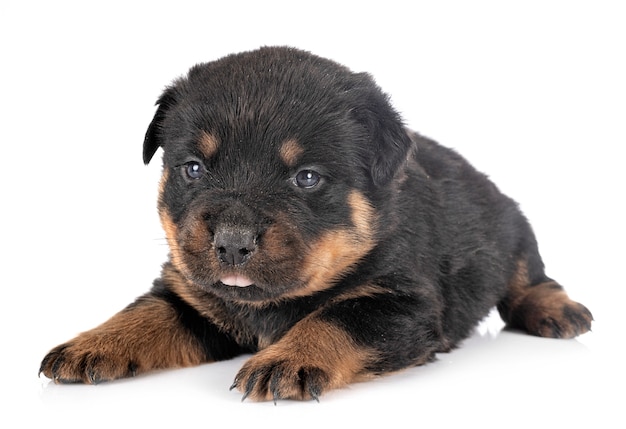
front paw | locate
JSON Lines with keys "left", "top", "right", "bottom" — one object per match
{"left": 39, "top": 340, "right": 137, "bottom": 384}
{"left": 232, "top": 353, "right": 330, "bottom": 402}
{"left": 230, "top": 318, "right": 373, "bottom": 402}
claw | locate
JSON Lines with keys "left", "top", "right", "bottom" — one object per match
{"left": 269, "top": 367, "right": 284, "bottom": 404}
{"left": 307, "top": 381, "right": 322, "bottom": 403}
{"left": 240, "top": 372, "right": 259, "bottom": 402}
{"left": 308, "top": 388, "right": 321, "bottom": 403}
{"left": 87, "top": 369, "right": 101, "bottom": 385}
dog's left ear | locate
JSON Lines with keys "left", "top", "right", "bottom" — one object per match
{"left": 349, "top": 73, "right": 413, "bottom": 187}
{"left": 143, "top": 87, "right": 178, "bottom": 165}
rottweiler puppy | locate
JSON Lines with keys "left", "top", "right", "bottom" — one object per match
{"left": 40, "top": 46, "right": 593, "bottom": 401}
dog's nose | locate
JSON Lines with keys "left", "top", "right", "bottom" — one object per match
{"left": 214, "top": 227, "right": 257, "bottom": 266}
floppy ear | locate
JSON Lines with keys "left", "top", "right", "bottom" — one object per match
{"left": 143, "top": 88, "right": 178, "bottom": 165}
{"left": 350, "top": 73, "right": 413, "bottom": 187}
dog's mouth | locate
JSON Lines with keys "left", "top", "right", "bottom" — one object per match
{"left": 219, "top": 274, "right": 255, "bottom": 288}
{"left": 168, "top": 210, "right": 311, "bottom": 300}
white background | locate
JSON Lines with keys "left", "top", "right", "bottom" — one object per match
{"left": 1, "top": 1, "right": 624, "bottom": 427}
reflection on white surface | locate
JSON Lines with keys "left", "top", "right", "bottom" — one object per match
{"left": 27, "top": 310, "right": 614, "bottom": 429}
{"left": 2, "top": 1, "right": 623, "bottom": 428}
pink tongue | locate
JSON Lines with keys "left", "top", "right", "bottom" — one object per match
{"left": 220, "top": 275, "right": 254, "bottom": 287}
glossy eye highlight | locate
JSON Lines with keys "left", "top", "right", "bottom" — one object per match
{"left": 183, "top": 161, "right": 204, "bottom": 180}
{"left": 293, "top": 169, "right": 321, "bottom": 189}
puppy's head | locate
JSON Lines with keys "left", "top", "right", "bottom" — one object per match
{"left": 143, "top": 47, "right": 412, "bottom": 303}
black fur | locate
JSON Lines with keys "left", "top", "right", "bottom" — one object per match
{"left": 40, "top": 46, "right": 592, "bottom": 401}
{"left": 149, "top": 279, "right": 249, "bottom": 360}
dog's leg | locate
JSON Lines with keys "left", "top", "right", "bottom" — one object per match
{"left": 497, "top": 254, "right": 593, "bottom": 338}
{"left": 232, "top": 286, "right": 442, "bottom": 401}
{"left": 40, "top": 286, "right": 245, "bottom": 384}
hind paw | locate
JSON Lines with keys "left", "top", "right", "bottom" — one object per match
{"left": 511, "top": 284, "right": 593, "bottom": 339}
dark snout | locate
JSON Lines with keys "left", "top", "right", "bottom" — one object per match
{"left": 214, "top": 227, "right": 257, "bottom": 266}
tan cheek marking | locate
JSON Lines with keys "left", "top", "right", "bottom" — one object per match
{"left": 157, "top": 169, "right": 172, "bottom": 245}
{"left": 347, "top": 189, "right": 377, "bottom": 233}
{"left": 199, "top": 131, "right": 219, "bottom": 159}
{"left": 158, "top": 171, "right": 190, "bottom": 276}
{"left": 159, "top": 168, "right": 211, "bottom": 275}
{"left": 159, "top": 207, "right": 184, "bottom": 270}
{"left": 285, "top": 190, "right": 377, "bottom": 298}
{"left": 279, "top": 138, "right": 304, "bottom": 167}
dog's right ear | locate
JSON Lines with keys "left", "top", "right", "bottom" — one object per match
{"left": 143, "top": 88, "right": 178, "bottom": 165}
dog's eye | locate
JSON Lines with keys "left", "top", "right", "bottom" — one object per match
{"left": 294, "top": 169, "right": 321, "bottom": 189}
{"left": 184, "top": 161, "right": 204, "bottom": 180}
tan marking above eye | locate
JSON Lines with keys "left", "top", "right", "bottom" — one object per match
{"left": 279, "top": 138, "right": 304, "bottom": 167}
{"left": 198, "top": 131, "right": 219, "bottom": 159}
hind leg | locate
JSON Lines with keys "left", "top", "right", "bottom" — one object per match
{"left": 497, "top": 257, "right": 593, "bottom": 339}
